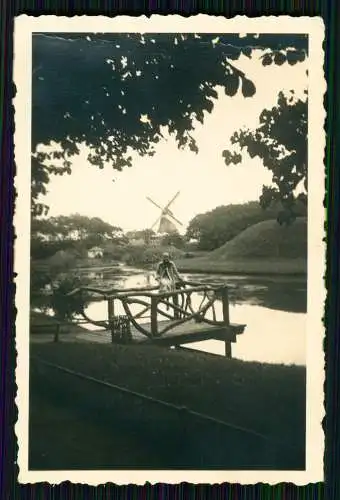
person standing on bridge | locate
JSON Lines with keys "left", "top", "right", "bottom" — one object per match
{"left": 156, "top": 252, "right": 182, "bottom": 292}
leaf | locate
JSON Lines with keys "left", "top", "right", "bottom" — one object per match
{"left": 196, "top": 110, "right": 204, "bottom": 123}
{"left": 189, "top": 140, "right": 199, "bottom": 154}
{"left": 241, "top": 78, "right": 256, "bottom": 98}
{"left": 222, "top": 150, "right": 242, "bottom": 165}
{"left": 224, "top": 91, "right": 307, "bottom": 215}
{"left": 31, "top": 32, "right": 308, "bottom": 217}
{"left": 224, "top": 74, "right": 239, "bottom": 96}
{"left": 204, "top": 98, "right": 214, "bottom": 113}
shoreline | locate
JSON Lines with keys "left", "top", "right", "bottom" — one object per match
{"left": 33, "top": 258, "right": 307, "bottom": 278}
{"left": 175, "top": 257, "right": 307, "bottom": 277}
{"left": 177, "top": 266, "right": 306, "bottom": 277}
{"left": 80, "top": 258, "right": 307, "bottom": 277}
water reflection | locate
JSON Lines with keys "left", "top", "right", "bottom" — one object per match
{"left": 34, "top": 266, "right": 306, "bottom": 366}
{"left": 78, "top": 268, "right": 306, "bottom": 367}
{"left": 186, "top": 304, "right": 306, "bottom": 366}
{"left": 84, "top": 298, "right": 306, "bottom": 366}
{"left": 81, "top": 268, "right": 307, "bottom": 314}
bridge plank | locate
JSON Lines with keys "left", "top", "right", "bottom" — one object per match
{"left": 74, "top": 320, "right": 246, "bottom": 346}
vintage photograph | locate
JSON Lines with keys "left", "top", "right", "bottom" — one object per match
{"left": 14, "top": 16, "right": 325, "bottom": 484}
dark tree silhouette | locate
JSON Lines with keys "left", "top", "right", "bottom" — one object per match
{"left": 32, "top": 32, "right": 308, "bottom": 216}
{"left": 223, "top": 91, "right": 308, "bottom": 221}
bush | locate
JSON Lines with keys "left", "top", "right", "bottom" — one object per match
{"left": 102, "top": 243, "right": 127, "bottom": 261}
{"left": 50, "top": 275, "right": 92, "bottom": 320}
{"left": 47, "top": 250, "right": 78, "bottom": 274}
{"left": 30, "top": 252, "right": 91, "bottom": 317}
{"left": 124, "top": 245, "right": 185, "bottom": 267}
{"left": 183, "top": 252, "right": 195, "bottom": 259}
{"left": 31, "top": 238, "right": 88, "bottom": 260}
{"left": 160, "top": 232, "right": 186, "bottom": 249}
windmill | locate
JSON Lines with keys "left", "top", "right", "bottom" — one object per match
{"left": 147, "top": 191, "right": 183, "bottom": 234}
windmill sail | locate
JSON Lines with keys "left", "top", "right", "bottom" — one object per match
{"left": 147, "top": 192, "right": 182, "bottom": 234}
{"left": 158, "top": 215, "right": 178, "bottom": 234}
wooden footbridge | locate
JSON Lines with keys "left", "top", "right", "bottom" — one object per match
{"left": 65, "top": 281, "right": 246, "bottom": 358}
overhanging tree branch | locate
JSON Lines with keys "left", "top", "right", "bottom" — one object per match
{"left": 31, "top": 33, "right": 308, "bottom": 216}
{"left": 222, "top": 91, "right": 308, "bottom": 222}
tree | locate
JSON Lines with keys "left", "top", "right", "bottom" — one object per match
{"left": 222, "top": 91, "right": 307, "bottom": 220}
{"left": 161, "top": 231, "right": 186, "bottom": 249}
{"left": 32, "top": 33, "right": 308, "bottom": 216}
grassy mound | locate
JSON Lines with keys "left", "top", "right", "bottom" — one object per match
{"left": 211, "top": 217, "right": 307, "bottom": 260}
{"left": 175, "top": 218, "right": 307, "bottom": 275}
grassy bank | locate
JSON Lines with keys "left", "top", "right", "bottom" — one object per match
{"left": 35, "top": 255, "right": 307, "bottom": 277}
{"left": 30, "top": 311, "right": 90, "bottom": 336}
{"left": 175, "top": 257, "right": 307, "bottom": 275}
{"left": 30, "top": 357, "right": 302, "bottom": 470}
{"left": 30, "top": 342, "right": 305, "bottom": 469}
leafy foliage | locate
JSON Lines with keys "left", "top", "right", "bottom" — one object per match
{"left": 32, "top": 32, "right": 308, "bottom": 215}
{"left": 30, "top": 254, "right": 91, "bottom": 319}
{"left": 50, "top": 275, "right": 92, "bottom": 321}
{"left": 223, "top": 91, "right": 308, "bottom": 218}
{"left": 31, "top": 239, "right": 83, "bottom": 261}
{"left": 160, "top": 231, "right": 186, "bottom": 249}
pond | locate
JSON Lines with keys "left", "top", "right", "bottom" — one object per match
{"left": 78, "top": 266, "right": 307, "bottom": 367}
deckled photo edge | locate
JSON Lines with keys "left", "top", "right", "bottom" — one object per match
{"left": 13, "top": 14, "right": 326, "bottom": 486}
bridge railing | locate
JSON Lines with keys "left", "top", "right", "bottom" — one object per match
{"left": 68, "top": 280, "right": 232, "bottom": 341}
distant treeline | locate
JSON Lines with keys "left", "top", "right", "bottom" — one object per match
{"left": 31, "top": 214, "right": 125, "bottom": 260}
{"left": 31, "top": 201, "right": 307, "bottom": 262}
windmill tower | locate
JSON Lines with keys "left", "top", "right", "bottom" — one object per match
{"left": 146, "top": 191, "right": 183, "bottom": 234}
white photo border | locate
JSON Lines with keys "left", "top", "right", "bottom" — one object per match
{"left": 13, "top": 14, "right": 326, "bottom": 485}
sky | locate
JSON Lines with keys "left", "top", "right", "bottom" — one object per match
{"left": 41, "top": 50, "right": 308, "bottom": 233}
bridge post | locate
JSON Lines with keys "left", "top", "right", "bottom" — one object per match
{"left": 173, "top": 287, "right": 179, "bottom": 319}
{"left": 222, "top": 286, "right": 232, "bottom": 359}
{"left": 53, "top": 323, "right": 61, "bottom": 343}
{"left": 108, "top": 298, "right": 115, "bottom": 343}
{"left": 151, "top": 296, "right": 158, "bottom": 337}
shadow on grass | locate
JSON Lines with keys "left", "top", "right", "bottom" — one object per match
{"left": 29, "top": 357, "right": 305, "bottom": 471}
